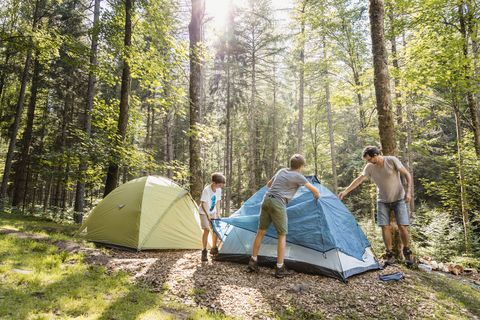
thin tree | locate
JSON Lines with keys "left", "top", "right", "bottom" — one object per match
{"left": 188, "top": 0, "right": 204, "bottom": 200}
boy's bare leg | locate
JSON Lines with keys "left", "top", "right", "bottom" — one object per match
{"left": 212, "top": 232, "right": 218, "bottom": 248}
{"left": 202, "top": 229, "right": 209, "bottom": 249}
{"left": 381, "top": 225, "right": 393, "bottom": 251}
{"left": 252, "top": 229, "right": 267, "bottom": 257}
{"left": 277, "top": 234, "right": 286, "bottom": 265}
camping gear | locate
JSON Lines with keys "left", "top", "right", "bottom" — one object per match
{"left": 379, "top": 272, "right": 404, "bottom": 282}
{"left": 78, "top": 176, "right": 203, "bottom": 250}
{"left": 212, "top": 176, "right": 381, "bottom": 282}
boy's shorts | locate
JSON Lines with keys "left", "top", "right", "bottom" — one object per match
{"left": 259, "top": 196, "right": 288, "bottom": 235}
{"left": 377, "top": 199, "right": 410, "bottom": 226}
{"left": 199, "top": 213, "right": 211, "bottom": 230}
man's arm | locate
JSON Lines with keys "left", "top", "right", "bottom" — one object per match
{"left": 399, "top": 167, "right": 413, "bottom": 202}
{"left": 305, "top": 182, "right": 320, "bottom": 199}
{"left": 338, "top": 175, "right": 367, "bottom": 200}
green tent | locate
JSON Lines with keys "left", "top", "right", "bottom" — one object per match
{"left": 79, "top": 176, "right": 203, "bottom": 250}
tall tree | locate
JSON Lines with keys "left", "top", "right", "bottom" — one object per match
{"left": 369, "top": 0, "right": 396, "bottom": 155}
{"left": 188, "top": 0, "right": 204, "bottom": 200}
{"left": 103, "top": 0, "right": 133, "bottom": 197}
{"left": 296, "top": 1, "right": 306, "bottom": 153}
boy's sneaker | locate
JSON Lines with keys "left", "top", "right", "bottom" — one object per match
{"left": 201, "top": 249, "right": 208, "bottom": 262}
{"left": 403, "top": 247, "right": 414, "bottom": 267}
{"left": 275, "top": 265, "right": 294, "bottom": 278}
{"left": 384, "top": 250, "right": 395, "bottom": 265}
{"left": 247, "top": 257, "right": 259, "bottom": 273}
{"left": 210, "top": 247, "right": 219, "bottom": 255}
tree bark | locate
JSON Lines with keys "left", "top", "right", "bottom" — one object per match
{"left": 104, "top": 0, "right": 133, "bottom": 197}
{"left": 73, "top": 0, "right": 101, "bottom": 221}
{"left": 369, "top": 0, "right": 397, "bottom": 155}
{"left": 188, "top": 0, "right": 204, "bottom": 200}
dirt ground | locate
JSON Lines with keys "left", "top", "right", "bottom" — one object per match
{"left": 2, "top": 227, "right": 479, "bottom": 319}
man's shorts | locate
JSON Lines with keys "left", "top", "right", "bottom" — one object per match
{"left": 258, "top": 196, "right": 288, "bottom": 235}
{"left": 377, "top": 199, "right": 410, "bottom": 226}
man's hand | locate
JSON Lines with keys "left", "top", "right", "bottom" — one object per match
{"left": 405, "top": 193, "right": 412, "bottom": 203}
{"left": 338, "top": 191, "right": 348, "bottom": 201}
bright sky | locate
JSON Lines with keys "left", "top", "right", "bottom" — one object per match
{"left": 204, "top": 0, "right": 294, "bottom": 30}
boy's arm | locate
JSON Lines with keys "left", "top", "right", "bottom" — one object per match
{"left": 304, "top": 182, "right": 320, "bottom": 199}
{"left": 399, "top": 167, "right": 413, "bottom": 202}
{"left": 266, "top": 177, "right": 275, "bottom": 188}
{"left": 339, "top": 175, "right": 367, "bottom": 200}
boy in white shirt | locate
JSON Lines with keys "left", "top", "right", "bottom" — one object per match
{"left": 199, "top": 172, "right": 226, "bottom": 261}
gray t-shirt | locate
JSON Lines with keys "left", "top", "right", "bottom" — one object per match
{"left": 266, "top": 169, "right": 309, "bottom": 205}
{"left": 362, "top": 156, "right": 405, "bottom": 203}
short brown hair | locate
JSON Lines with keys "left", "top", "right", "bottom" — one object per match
{"left": 362, "top": 146, "right": 381, "bottom": 158}
{"left": 289, "top": 154, "right": 306, "bottom": 170}
{"left": 211, "top": 172, "right": 226, "bottom": 184}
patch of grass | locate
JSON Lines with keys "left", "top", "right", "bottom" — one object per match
{"left": 412, "top": 271, "right": 480, "bottom": 319}
{"left": 0, "top": 213, "right": 231, "bottom": 320}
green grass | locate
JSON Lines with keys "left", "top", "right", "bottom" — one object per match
{"left": 0, "top": 212, "right": 231, "bottom": 320}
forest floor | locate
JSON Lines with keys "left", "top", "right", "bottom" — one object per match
{"left": 1, "top": 212, "right": 479, "bottom": 320}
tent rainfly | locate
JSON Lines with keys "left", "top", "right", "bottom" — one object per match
{"left": 79, "top": 176, "right": 203, "bottom": 250}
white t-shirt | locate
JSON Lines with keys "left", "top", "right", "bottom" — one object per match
{"left": 200, "top": 185, "right": 222, "bottom": 217}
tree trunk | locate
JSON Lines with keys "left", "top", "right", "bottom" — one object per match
{"left": 323, "top": 39, "right": 338, "bottom": 192}
{"left": 388, "top": 9, "right": 406, "bottom": 159}
{"left": 297, "top": 4, "right": 305, "bottom": 153}
{"left": 188, "top": 0, "right": 204, "bottom": 200}
{"left": 11, "top": 56, "right": 41, "bottom": 208}
{"left": 459, "top": 2, "right": 480, "bottom": 158}
{"left": 74, "top": 0, "right": 100, "bottom": 221}
{"left": 104, "top": 0, "right": 133, "bottom": 197}
{"left": 163, "top": 107, "right": 174, "bottom": 179}
{"left": 0, "top": 0, "right": 42, "bottom": 206}
{"left": 453, "top": 97, "right": 471, "bottom": 253}
{"left": 249, "top": 31, "right": 257, "bottom": 195}
{"left": 224, "top": 52, "right": 232, "bottom": 215}
{"left": 369, "top": 0, "right": 397, "bottom": 155}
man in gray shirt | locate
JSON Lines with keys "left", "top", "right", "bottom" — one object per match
{"left": 339, "top": 146, "right": 413, "bottom": 265}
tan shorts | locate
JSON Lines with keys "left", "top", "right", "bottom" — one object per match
{"left": 199, "top": 213, "right": 211, "bottom": 230}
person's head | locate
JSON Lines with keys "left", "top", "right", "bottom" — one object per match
{"left": 289, "top": 154, "right": 306, "bottom": 172}
{"left": 362, "top": 146, "right": 382, "bottom": 164}
{"left": 211, "top": 172, "right": 226, "bottom": 189}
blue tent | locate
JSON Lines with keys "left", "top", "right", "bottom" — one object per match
{"left": 212, "top": 176, "right": 381, "bottom": 281}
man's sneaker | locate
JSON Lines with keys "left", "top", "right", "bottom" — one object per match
{"left": 384, "top": 250, "right": 396, "bottom": 265}
{"left": 201, "top": 249, "right": 208, "bottom": 261}
{"left": 210, "top": 247, "right": 219, "bottom": 255}
{"left": 247, "top": 257, "right": 259, "bottom": 273}
{"left": 275, "top": 265, "right": 294, "bottom": 278}
{"left": 403, "top": 247, "right": 414, "bottom": 267}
